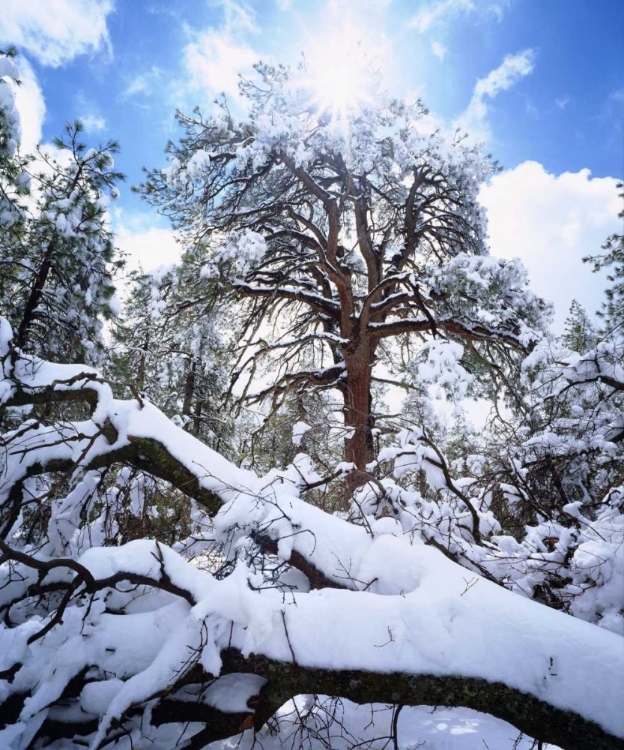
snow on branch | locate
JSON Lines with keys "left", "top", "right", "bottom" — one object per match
{"left": 1, "top": 324, "right": 623, "bottom": 749}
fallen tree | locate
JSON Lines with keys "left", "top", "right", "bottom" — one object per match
{"left": 1, "top": 320, "right": 623, "bottom": 750}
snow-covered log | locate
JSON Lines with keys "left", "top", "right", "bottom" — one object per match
{"left": 1, "top": 324, "right": 623, "bottom": 750}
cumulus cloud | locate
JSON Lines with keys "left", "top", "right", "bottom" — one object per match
{"left": 13, "top": 57, "right": 45, "bottom": 152}
{"left": 183, "top": 32, "right": 258, "bottom": 101}
{"left": 455, "top": 49, "right": 535, "bottom": 143}
{"left": 0, "top": 0, "right": 114, "bottom": 67}
{"left": 182, "top": 1, "right": 260, "bottom": 104}
{"left": 480, "top": 161, "right": 621, "bottom": 329}
{"left": 81, "top": 113, "right": 106, "bottom": 133}
{"left": 115, "top": 218, "right": 181, "bottom": 275}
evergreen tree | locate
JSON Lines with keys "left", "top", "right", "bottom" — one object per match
{"left": 586, "top": 182, "right": 624, "bottom": 333}
{"left": 111, "top": 252, "right": 234, "bottom": 453}
{"left": 141, "top": 63, "right": 550, "bottom": 488}
{"left": 562, "top": 299, "right": 597, "bottom": 353}
{"left": 0, "top": 49, "right": 30, "bottom": 293}
{"left": 0, "top": 79, "right": 124, "bottom": 365}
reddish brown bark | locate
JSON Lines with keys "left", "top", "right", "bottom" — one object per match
{"left": 343, "top": 346, "right": 376, "bottom": 491}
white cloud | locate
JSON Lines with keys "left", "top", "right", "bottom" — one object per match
{"left": 183, "top": 31, "right": 258, "bottom": 101}
{"left": 431, "top": 41, "right": 447, "bottom": 60}
{"left": 480, "top": 161, "right": 621, "bottom": 330}
{"left": 455, "top": 49, "right": 535, "bottom": 142}
{"left": 0, "top": 0, "right": 114, "bottom": 67}
{"left": 81, "top": 113, "right": 106, "bottom": 133}
{"left": 219, "top": 0, "right": 258, "bottom": 35}
{"left": 488, "top": 0, "right": 511, "bottom": 22}
{"left": 123, "top": 67, "right": 164, "bottom": 99}
{"left": 474, "top": 49, "right": 535, "bottom": 98}
{"left": 409, "top": 0, "right": 475, "bottom": 32}
{"left": 117, "top": 224, "right": 181, "bottom": 275}
{"left": 13, "top": 57, "right": 45, "bottom": 152}
{"left": 180, "top": 0, "right": 260, "bottom": 104}
{"left": 409, "top": 0, "right": 509, "bottom": 32}
{"left": 112, "top": 210, "right": 181, "bottom": 274}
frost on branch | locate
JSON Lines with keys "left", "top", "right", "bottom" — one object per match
{"left": 1, "top": 322, "right": 623, "bottom": 750}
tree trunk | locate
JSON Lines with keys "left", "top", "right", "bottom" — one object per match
{"left": 136, "top": 329, "right": 149, "bottom": 392}
{"left": 16, "top": 244, "right": 54, "bottom": 352}
{"left": 344, "top": 347, "right": 375, "bottom": 492}
{"left": 182, "top": 358, "right": 196, "bottom": 426}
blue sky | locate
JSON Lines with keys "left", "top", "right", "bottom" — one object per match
{"left": 2, "top": 0, "right": 623, "bottom": 328}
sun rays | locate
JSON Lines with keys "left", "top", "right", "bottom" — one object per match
{"left": 299, "top": 22, "right": 381, "bottom": 122}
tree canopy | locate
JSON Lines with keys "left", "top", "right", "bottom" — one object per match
{"left": 141, "top": 63, "right": 549, "bottom": 483}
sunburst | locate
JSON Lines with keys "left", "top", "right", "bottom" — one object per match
{"left": 299, "top": 25, "right": 378, "bottom": 122}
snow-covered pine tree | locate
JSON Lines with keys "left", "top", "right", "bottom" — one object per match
{"left": 140, "top": 62, "right": 550, "bottom": 490}
{"left": 586, "top": 182, "right": 624, "bottom": 332}
{"left": 110, "top": 250, "right": 234, "bottom": 453}
{"left": 0, "top": 61, "right": 123, "bottom": 366}
{"left": 0, "top": 49, "right": 20, "bottom": 162}
{"left": 562, "top": 299, "right": 598, "bottom": 353}
{"left": 0, "top": 49, "right": 30, "bottom": 293}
